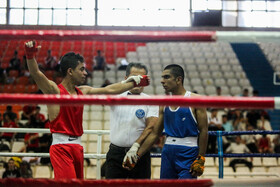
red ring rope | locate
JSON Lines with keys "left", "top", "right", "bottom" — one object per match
{"left": 0, "top": 94, "right": 277, "bottom": 109}
{"left": 0, "top": 178, "right": 213, "bottom": 187}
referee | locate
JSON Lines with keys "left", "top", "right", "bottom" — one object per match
{"left": 105, "top": 62, "right": 159, "bottom": 179}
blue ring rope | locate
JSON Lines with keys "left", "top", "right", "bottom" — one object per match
{"left": 208, "top": 130, "right": 280, "bottom": 136}
{"left": 151, "top": 130, "right": 280, "bottom": 179}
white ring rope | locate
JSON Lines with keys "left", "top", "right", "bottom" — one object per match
{"left": 275, "top": 97, "right": 280, "bottom": 109}
{"left": 0, "top": 128, "right": 109, "bottom": 135}
{"left": 0, "top": 128, "right": 109, "bottom": 178}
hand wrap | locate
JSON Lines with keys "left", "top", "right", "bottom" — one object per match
{"left": 122, "top": 143, "right": 140, "bottom": 170}
{"left": 190, "top": 154, "right": 205, "bottom": 176}
{"left": 24, "top": 40, "right": 40, "bottom": 59}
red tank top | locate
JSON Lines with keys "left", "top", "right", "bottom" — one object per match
{"left": 49, "top": 84, "right": 84, "bottom": 136}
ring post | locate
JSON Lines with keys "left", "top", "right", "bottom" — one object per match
{"left": 96, "top": 134, "right": 103, "bottom": 179}
{"left": 217, "top": 131, "right": 224, "bottom": 179}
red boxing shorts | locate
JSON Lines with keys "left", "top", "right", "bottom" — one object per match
{"left": 50, "top": 143, "right": 84, "bottom": 179}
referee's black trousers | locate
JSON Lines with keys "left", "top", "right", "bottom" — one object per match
{"left": 105, "top": 143, "right": 151, "bottom": 179}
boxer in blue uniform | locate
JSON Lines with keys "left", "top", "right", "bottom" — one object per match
{"left": 123, "top": 64, "right": 208, "bottom": 179}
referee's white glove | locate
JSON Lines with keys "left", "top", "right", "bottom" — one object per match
{"left": 122, "top": 142, "right": 140, "bottom": 170}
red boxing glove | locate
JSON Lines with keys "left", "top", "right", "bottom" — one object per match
{"left": 135, "top": 75, "right": 150, "bottom": 87}
{"left": 24, "top": 40, "right": 39, "bottom": 59}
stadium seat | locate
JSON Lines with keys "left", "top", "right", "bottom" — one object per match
{"left": 9, "top": 70, "right": 19, "bottom": 78}
{"left": 262, "top": 158, "right": 278, "bottom": 167}
{"left": 187, "top": 71, "right": 200, "bottom": 79}
{"left": 227, "top": 78, "right": 239, "bottom": 86}
{"left": 85, "top": 166, "right": 97, "bottom": 179}
{"left": 0, "top": 62, "right": 9, "bottom": 69}
{"left": 151, "top": 166, "right": 161, "bottom": 179}
{"left": 2, "top": 84, "right": 14, "bottom": 93}
{"left": 193, "top": 86, "right": 205, "bottom": 94}
{"left": 26, "top": 84, "right": 38, "bottom": 93}
{"left": 200, "top": 71, "right": 211, "bottom": 79}
{"left": 14, "top": 84, "right": 26, "bottom": 93}
{"left": 214, "top": 78, "right": 226, "bottom": 86}
{"left": 16, "top": 76, "right": 29, "bottom": 85}
{"left": 230, "top": 86, "right": 242, "bottom": 96}
{"left": 205, "top": 86, "right": 216, "bottom": 95}
{"left": 34, "top": 165, "right": 52, "bottom": 178}
{"left": 45, "top": 70, "right": 54, "bottom": 80}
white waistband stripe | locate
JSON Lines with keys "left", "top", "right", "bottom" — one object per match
{"left": 52, "top": 133, "right": 82, "bottom": 145}
{"left": 165, "top": 136, "right": 198, "bottom": 147}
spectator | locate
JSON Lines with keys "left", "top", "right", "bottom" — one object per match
{"left": 30, "top": 106, "right": 46, "bottom": 128}
{"left": 222, "top": 114, "right": 234, "bottom": 132}
{"left": 117, "top": 58, "right": 129, "bottom": 71}
{"left": 252, "top": 90, "right": 259, "bottom": 97}
{"left": 216, "top": 86, "right": 222, "bottom": 96}
{"left": 101, "top": 79, "right": 112, "bottom": 87}
{"left": 257, "top": 134, "right": 273, "bottom": 153}
{"left": 241, "top": 125, "right": 259, "bottom": 153}
{"left": 0, "top": 113, "right": 2, "bottom": 127}
{"left": 232, "top": 109, "right": 246, "bottom": 131}
{"left": 37, "top": 133, "right": 52, "bottom": 165}
{"left": 0, "top": 113, "right": 18, "bottom": 142}
{"left": 0, "top": 67, "right": 6, "bottom": 84}
{"left": 226, "top": 136, "right": 253, "bottom": 172}
{"left": 221, "top": 114, "right": 234, "bottom": 150}
{"left": 21, "top": 105, "right": 36, "bottom": 120}
{"left": 257, "top": 114, "right": 272, "bottom": 131}
{"left": 241, "top": 88, "right": 249, "bottom": 97}
{"left": 20, "top": 133, "right": 40, "bottom": 153}
{"left": 2, "top": 158, "right": 21, "bottom": 178}
{"left": 3, "top": 105, "right": 18, "bottom": 123}
{"left": 22, "top": 55, "right": 28, "bottom": 71}
{"left": 93, "top": 50, "right": 109, "bottom": 71}
{"left": 19, "top": 160, "right": 33, "bottom": 178}
{"left": 246, "top": 109, "right": 261, "bottom": 129}
{"left": 207, "top": 108, "right": 223, "bottom": 154}
{"left": 273, "top": 135, "right": 280, "bottom": 153}
{"left": 44, "top": 50, "right": 57, "bottom": 70}
{"left": 7, "top": 50, "right": 21, "bottom": 75}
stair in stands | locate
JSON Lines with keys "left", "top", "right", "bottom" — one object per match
{"left": 231, "top": 43, "right": 280, "bottom": 130}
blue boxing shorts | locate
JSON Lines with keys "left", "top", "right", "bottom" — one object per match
{"left": 160, "top": 143, "right": 198, "bottom": 179}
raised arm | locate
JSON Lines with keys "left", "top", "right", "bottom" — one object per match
{"left": 79, "top": 75, "right": 150, "bottom": 95}
{"left": 25, "top": 41, "right": 59, "bottom": 94}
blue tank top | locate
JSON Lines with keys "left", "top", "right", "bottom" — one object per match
{"left": 164, "top": 91, "right": 199, "bottom": 138}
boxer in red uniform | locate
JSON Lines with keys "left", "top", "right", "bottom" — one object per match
{"left": 24, "top": 40, "right": 149, "bottom": 179}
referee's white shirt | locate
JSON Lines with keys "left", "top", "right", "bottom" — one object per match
{"left": 110, "top": 91, "right": 159, "bottom": 147}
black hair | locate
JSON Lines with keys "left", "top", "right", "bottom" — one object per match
{"left": 60, "top": 52, "right": 84, "bottom": 77}
{"left": 164, "top": 64, "right": 185, "bottom": 84}
{"left": 125, "top": 62, "right": 148, "bottom": 76}
{"left": 253, "top": 90, "right": 259, "bottom": 95}
{"left": 6, "top": 105, "right": 12, "bottom": 111}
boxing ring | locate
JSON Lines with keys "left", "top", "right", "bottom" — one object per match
{"left": 0, "top": 94, "right": 280, "bottom": 186}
